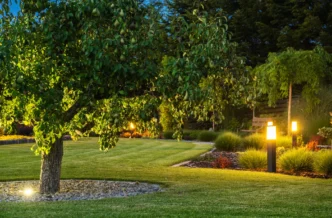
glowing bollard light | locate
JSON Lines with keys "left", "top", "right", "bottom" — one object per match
{"left": 292, "top": 121, "right": 297, "bottom": 148}
{"left": 267, "top": 125, "right": 277, "bottom": 172}
{"left": 130, "top": 122, "right": 135, "bottom": 138}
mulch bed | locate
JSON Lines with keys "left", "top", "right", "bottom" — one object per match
{"left": 180, "top": 150, "right": 332, "bottom": 179}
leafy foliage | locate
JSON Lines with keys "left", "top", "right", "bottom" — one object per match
{"left": 276, "top": 136, "right": 292, "bottom": 149}
{"left": 279, "top": 148, "right": 314, "bottom": 173}
{"left": 163, "top": 131, "right": 174, "bottom": 139}
{"left": 254, "top": 47, "right": 332, "bottom": 111}
{"left": 238, "top": 149, "right": 267, "bottom": 170}
{"left": 214, "top": 132, "right": 242, "bottom": 151}
{"left": 313, "top": 150, "right": 332, "bottom": 175}
{"left": 317, "top": 127, "right": 332, "bottom": 144}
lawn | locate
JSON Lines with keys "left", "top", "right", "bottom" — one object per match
{"left": 0, "top": 138, "right": 332, "bottom": 217}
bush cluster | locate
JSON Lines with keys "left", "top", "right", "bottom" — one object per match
{"left": 197, "top": 131, "right": 218, "bottom": 142}
{"left": 214, "top": 132, "right": 242, "bottom": 151}
{"left": 238, "top": 149, "right": 267, "bottom": 170}
{"left": 183, "top": 130, "right": 200, "bottom": 140}
{"left": 0, "top": 127, "right": 4, "bottom": 136}
{"left": 276, "top": 136, "right": 292, "bottom": 149}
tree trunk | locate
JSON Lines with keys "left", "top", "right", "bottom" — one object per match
{"left": 288, "top": 83, "right": 292, "bottom": 136}
{"left": 39, "top": 137, "right": 63, "bottom": 194}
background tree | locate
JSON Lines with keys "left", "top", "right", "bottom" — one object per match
{"left": 253, "top": 46, "right": 332, "bottom": 135}
{"left": 225, "top": 0, "right": 332, "bottom": 66}
{"left": 0, "top": 0, "right": 231, "bottom": 194}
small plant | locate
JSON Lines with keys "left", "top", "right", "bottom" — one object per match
{"left": 238, "top": 149, "right": 267, "bottom": 170}
{"left": 163, "top": 131, "right": 174, "bottom": 139}
{"left": 313, "top": 150, "right": 332, "bottom": 175}
{"left": 306, "top": 140, "right": 319, "bottom": 151}
{"left": 279, "top": 148, "right": 314, "bottom": 173}
{"left": 276, "top": 136, "right": 292, "bottom": 149}
{"left": 212, "top": 155, "right": 232, "bottom": 168}
{"left": 243, "top": 134, "right": 265, "bottom": 150}
{"left": 197, "top": 131, "right": 218, "bottom": 142}
{"left": 214, "top": 132, "right": 242, "bottom": 151}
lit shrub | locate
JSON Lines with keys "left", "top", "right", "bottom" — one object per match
{"left": 197, "top": 131, "right": 218, "bottom": 142}
{"left": 279, "top": 148, "right": 314, "bottom": 173}
{"left": 214, "top": 132, "right": 242, "bottom": 151}
{"left": 313, "top": 150, "right": 332, "bottom": 175}
{"left": 163, "top": 131, "right": 174, "bottom": 139}
{"left": 243, "top": 134, "right": 265, "bottom": 150}
{"left": 238, "top": 149, "right": 267, "bottom": 170}
{"left": 276, "top": 136, "right": 292, "bottom": 149}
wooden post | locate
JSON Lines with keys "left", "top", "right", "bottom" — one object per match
{"left": 288, "top": 83, "right": 292, "bottom": 136}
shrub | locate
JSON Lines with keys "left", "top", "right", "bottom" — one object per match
{"left": 238, "top": 149, "right": 267, "bottom": 170}
{"left": 163, "top": 131, "right": 174, "bottom": 139}
{"left": 279, "top": 148, "right": 314, "bottom": 173}
{"left": 212, "top": 155, "right": 232, "bottom": 168}
{"left": 0, "top": 127, "right": 4, "bottom": 136}
{"left": 197, "top": 131, "right": 218, "bottom": 142}
{"left": 183, "top": 130, "right": 200, "bottom": 140}
{"left": 313, "top": 150, "right": 332, "bottom": 175}
{"left": 276, "top": 136, "right": 292, "bottom": 149}
{"left": 214, "top": 132, "right": 242, "bottom": 151}
{"left": 243, "top": 134, "right": 265, "bottom": 150}
{"left": 306, "top": 140, "right": 319, "bottom": 151}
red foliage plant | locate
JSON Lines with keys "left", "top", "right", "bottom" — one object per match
{"left": 305, "top": 135, "right": 323, "bottom": 151}
{"left": 212, "top": 155, "right": 232, "bottom": 168}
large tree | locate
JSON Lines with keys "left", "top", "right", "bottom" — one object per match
{"left": 226, "top": 0, "right": 332, "bottom": 66}
{"left": 0, "top": 0, "right": 230, "bottom": 194}
{"left": 253, "top": 46, "right": 332, "bottom": 135}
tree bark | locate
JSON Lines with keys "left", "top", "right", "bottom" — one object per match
{"left": 39, "top": 137, "right": 63, "bottom": 194}
{"left": 288, "top": 83, "right": 292, "bottom": 136}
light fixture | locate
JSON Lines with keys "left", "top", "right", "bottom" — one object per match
{"left": 130, "top": 122, "right": 135, "bottom": 130}
{"left": 23, "top": 188, "right": 34, "bottom": 196}
{"left": 267, "top": 121, "right": 273, "bottom": 126}
{"left": 292, "top": 121, "right": 297, "bottom": 132}
{"left": 266, "top": 125, "right": 276, "bottom": 140}
{"left": 266, "top": 125, "right": 277, "bottom": 172}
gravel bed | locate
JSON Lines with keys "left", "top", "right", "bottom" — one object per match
{"left": 0, "top": 180, "right": 162, "bottom": 202}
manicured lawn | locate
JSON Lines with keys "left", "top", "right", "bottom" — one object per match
{"left": 1, "top": 138, "right": 332, "bottom": 217}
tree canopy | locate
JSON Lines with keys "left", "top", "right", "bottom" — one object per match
{"left": 0, "top": 0, "right": 233, "bottom": 193}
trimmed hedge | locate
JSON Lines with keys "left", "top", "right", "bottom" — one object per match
{"left": 214, "top": 132, "right": 242, "bottom": 151}
{"left": 163, "top": 131, "right": 174, "bottom": 139}
{"left": 197, "top": 131, "right": 218, "bottom": 142}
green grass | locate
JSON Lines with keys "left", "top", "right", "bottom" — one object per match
{"left": 1, "top": 138, "right": 332, "bottom": 217}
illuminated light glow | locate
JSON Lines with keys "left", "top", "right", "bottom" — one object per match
{"left": 267, "top": 126, "right": 276, "bottom": 140}
{"left": 292, "top": 121, "right": 297, "bottom": 132}
{"left": 23, "top": 188, "right": 34, "bottom": 196}
{"left": 267, "top": 121, "right": 273, "bottom": 126}
{"left": 130, "top": 122, "right": 135, "bottom": 130}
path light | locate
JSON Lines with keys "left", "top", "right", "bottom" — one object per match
{"left": 267, "top": 125, "right": 277, "bottom": 173}
{"left": 23, "top": 188, "right": 34, "bottom": 197}
{"left": 267, "top": 121, "right": 273, "bottom": 126}
{"left": 292, "top": 121, "right": 297, "bottom": 148}
{"left": 130, "top": 122, "right": 135, "bottom": 138}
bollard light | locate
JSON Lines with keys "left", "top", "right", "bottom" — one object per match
{"left": 129, "top": 122, "right": 135, "bottom": 138}
{"left": 292, "top": 121, "right": 297, "bottom": 148}
{"left": 267, "top": 121, "right": 273, "bottom": 126}
{"left": 267, "top": 125, "right": 277, "bottom": 172}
